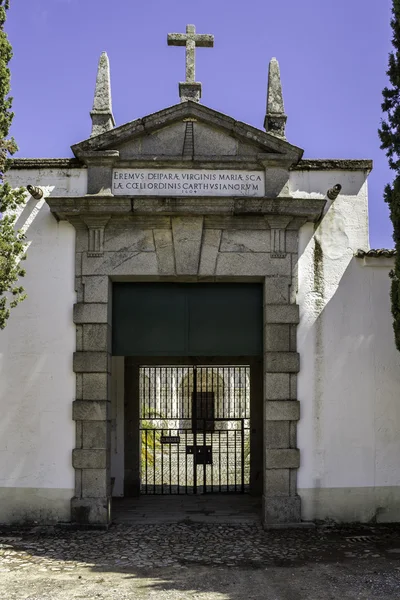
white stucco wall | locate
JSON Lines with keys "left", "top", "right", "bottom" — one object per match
{"left": 295, "top": 170, "right": 400, "bottom": 522}
{"left": 0, "top": 167, "right": 86, "bottom": 523}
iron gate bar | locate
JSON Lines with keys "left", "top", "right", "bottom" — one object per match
{"left": 145, "top": 429, "right": 148, "bottom": 494}
{"left": 202, "top": 367, "right": 206, "bottom": 493}
{"left": 193, "top": 366, "right": 197, "bottom": 494}
{"left": 152, "top": 428, "right": 155, "bottom": 494}
{"left": 185, "top": 429, "right": 187, "bottom": 495}
{"left": 241, "top": 419, "right": 245, "bottom": 492}
{"left": 234, "top": 429, "right": 237, "bottom": 491}
{"left": 161, "top": 427, "right": 163, "bottom": 494}
{"left": 227, "top": 421, "right": 229, "bottom": 490}
{"left": 211, "top": 367, "right": 214, "bottom": 491}
{"left": 219, "top": 428, "right": 222, "bottom": 492}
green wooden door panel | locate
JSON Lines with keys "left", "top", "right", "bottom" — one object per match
{"left": 112, "top": 283, "right": 262, "bottom": 356}
{"left": 187, "top": 284, "right": 262, "bottom": 355}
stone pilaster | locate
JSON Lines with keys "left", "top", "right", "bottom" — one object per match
{"left": 72, "top": 267, "right": 112, "bottom": 526}
{"left": 263, "top": 263, "right": 301, "bottom": 525}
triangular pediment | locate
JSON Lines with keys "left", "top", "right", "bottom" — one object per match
{"left": 72, "top": 102, "right": 303, "bottom": 166}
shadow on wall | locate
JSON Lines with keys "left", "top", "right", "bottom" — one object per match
{"left": 297, "top": 256, "right": 400, "bottom": 522}
{"left": 14, "top": 194, "right": 45, "bottom": 234}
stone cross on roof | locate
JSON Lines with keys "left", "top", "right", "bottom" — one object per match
{"left": 168, "top": 24, "right": 214, "bottom": 103}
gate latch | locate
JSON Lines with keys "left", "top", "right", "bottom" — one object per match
{"left": 186, "top": 445, "right": 213, "bottom": 465}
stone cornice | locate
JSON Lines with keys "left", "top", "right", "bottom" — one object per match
{"left": 293, "top": 159, "right": 373, "bottom": 172}
{"left": 9, "top": 158, "right": 84, "bottom": 169}
{"left": 46, "top": 194, "right": 326, "bottom": 223}
{"left": 8, "top": 157, "right": 373, "bottom": 173}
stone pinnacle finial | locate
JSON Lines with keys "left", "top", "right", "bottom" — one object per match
{"left": 264, "top": 57, "right": 287, "bottom": 139}
{"left": 90, "top": 51, "right": 115, "bottom": 137}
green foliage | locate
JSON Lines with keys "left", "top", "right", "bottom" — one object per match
{"left": 0, "top": 0, "right": 27, "bottom": 329}
{"left": 141, "top": 411, "right": 168, "bottom": 470}
{"left": 379, "top": 0, "right": 400, "bottom": 351}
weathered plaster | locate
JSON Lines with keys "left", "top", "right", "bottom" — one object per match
{"left": 296, "top": 170, "right": 400, "bottom": 522}
{"left": 300, "top": 487, "right": 400, "bottom": 523}
{"left": 0, "top": 488, "right": 73, "bottom": 525}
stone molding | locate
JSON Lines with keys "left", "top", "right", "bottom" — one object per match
{"left": 46, "top": 196, "right": 326, "bottom": 223}
{"left": 8, "top": 157, "right": 373, "bottom": 171}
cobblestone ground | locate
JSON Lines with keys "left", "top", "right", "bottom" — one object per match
{"left": 1, "top": 523, "right": 400, "bottom": 599}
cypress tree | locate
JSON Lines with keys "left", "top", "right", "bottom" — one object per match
{"left": 0, "top": 0, "right": 27, "bottom": 330}
{"left": 379, "top": 0, "right": 400, "bottom": 351}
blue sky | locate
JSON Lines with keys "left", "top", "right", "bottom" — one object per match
{"left": 6, "top": 0, "right": 394, "bottom": 248}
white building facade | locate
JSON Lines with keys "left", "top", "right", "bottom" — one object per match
{"left": 0, "top": 46, "right": 399, "bottom": 526}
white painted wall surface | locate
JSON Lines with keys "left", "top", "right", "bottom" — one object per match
{"left": 295, "top": 170, "right": 400, "bottom": 522}
{"left": 0, "top": 168, "right": 86, "bottom": 523}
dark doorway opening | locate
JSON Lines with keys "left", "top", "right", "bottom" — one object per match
{"left": 114, "top": 283, "right": 264, "bottom": 521}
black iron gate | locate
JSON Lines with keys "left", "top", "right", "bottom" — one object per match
{"left": 140, "top": 366, "right": 250, "bottom": 494}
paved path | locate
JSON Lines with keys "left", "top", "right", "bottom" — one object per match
{"left": 112, "top": 495, "right": 261, "bottom": 524}
{"left": 1, "top": 523, "right": 400, "bottom": 598}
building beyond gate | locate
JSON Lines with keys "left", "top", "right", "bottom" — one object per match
{"left": 0, "top": 27, "right": 400, "bottom": 527}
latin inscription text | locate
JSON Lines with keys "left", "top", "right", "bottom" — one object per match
{"left": 112, "top": 169, "right": 265, "bottom": 197}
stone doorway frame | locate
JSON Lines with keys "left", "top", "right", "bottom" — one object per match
{"left": 70, "top": 271, "right": 302, "bottom": 527}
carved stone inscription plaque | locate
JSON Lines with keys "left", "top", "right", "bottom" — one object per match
{"left": 112, "top": 169, "right": 265, "bottom": 197}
